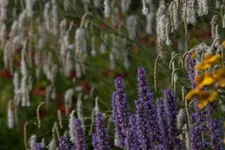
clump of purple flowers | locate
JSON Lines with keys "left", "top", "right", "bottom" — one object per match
{"left": 52, "top": 66, "right": 224, "bottom": 150}
{"left": 92, "top": 113, "right": 111, "bottom": 150}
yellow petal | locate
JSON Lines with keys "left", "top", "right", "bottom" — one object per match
{"left": 222, "top": 40, "right": 225, "bottom": 49}
{"left": 207, "top": 91, "right": 218, "bottom": 102}
{"left": 214, "top": 67, "right": 225, "bottom": 80}
{"left": 186, "top": 88, "right": 200, "bottom": 100}
{"left": 219, "top": 79, "right": 225, "bottom": 88}
{"left": 195, "top": 74, "right": 204, "bottom": 86}
{"left": 197, "top": 100, "right": 208, "bottom": 109}
{"left": 195, "top": 63, "right": 212, "bottom": 70}
{"left": 199, "top": 72, "right": 216, "bottom": 87}
{"left": 204, "top": 54, "right": 221, "bottom": 65}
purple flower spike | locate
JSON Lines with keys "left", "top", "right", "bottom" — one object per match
{"left": 156, "top": 98, "right": 168, "bottom": 145}
{"left": 137, "top": 67, "right": 153, "bottom": 101}
{"left": 92, "top": 114, "right": 111, "bottom": 150}
{"left": 135, "top": 100, "right": 153, "bottom": 149}
{"left": 112, "top": 77, "right": 129, "bottom": 147}
{"left": 190, "top": 123, "right": 209, "bottom": 150}
{"left": 114, "top": 76, "right": 125, "bottom": 91}
{"left": 125, "top": 114, "right": 138, "bottom": 150}
{"left": 187, "top": 53, "right": 196, "bottom": 88}
{"left": 34, "top": 143, "right": 43, "bottom": 150}
{"left": 207, "top": 102, "right": 224, "bottom": 150}
{"left": 73, "top": 119, "right": 86, "bottom": 150}
{"left": 59, "top": 137, "right": 70, "bottom": 150}
{"left": 163, "top": 89, "right": 180, "bottom": 147}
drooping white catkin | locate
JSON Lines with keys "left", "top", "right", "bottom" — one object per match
{"left": 51, "top": 0, "right": 58, "bottom": 35}
{"left": 121, "top": 0, "right": 131, "bottom": 13}
{"left": 177, "top": 109, "right": 186, "bottom": 130}
{"left": 49, "top": 64, "right": 58, "bottom": 84}
{"left": 9, "top": 20, "right": 18, "bottom": 38}
{"left": 25, "top": 0, "right": 35, "bottom": 17}
{"left": 215, "top": 0, "right": 221, "bottom": 9}
{"left": 59, "top": 19, "right": 67, "bottom": 38}
{"left": 0, "top": 0, "right": 7, "bottom": 23}
{"left": 41, "top": 138, "right": 45, "bottom": 148}
{"left": 21, "top": 48, "right": 31, "bottom": 107}
{"left": 77, "top": 93, "right": 83, "bottom": 120}
{"left": 0, "top": 23, "right": 6, "bottom": 44}
{"left": 171, "top": 0, "right": 179, "bottom": 31}
{"left": 159, "top": 0, "right": 165, "bottom": 6}
{"left": 94, "top": 0, "right": 101, "bottom": 8}
{"left": 48, "top": 138, "right": 56, "bottom": 150}
{"left": 197, "top": 0, "right": 208, "bottom": 16}
{"left": 126, "top": 15, "right": 138, "bottom": 40}
{"left": 43, "top": 2, "right": 50, "bottom": 31}
{"left": 184, "top": 124, "right": 190, "bottom": 150}
{"left": 104, "top": 0, "right": 111, "bottom": 18}
{"left": 75, "top": 63, "right": 82, "bottom": 78}
{"left": 75, "top": 28, "right": 86, "bottom": 57}
{"left": 7, "top": 100, "right": 14, "bottom": 129}
{"left": 65, "top": 50, "right": 74, "bottom": 77}
{"left": 156, "top": 5, "right": 166, "bottom": 56}
{"left": 223, "top": 14, "right": 225, "bottom": 28}
{"left": 109, "top": 51, "right": 115, "bottom": 70}
{"left": 111, "top": 7, "right": 119, "bottom": 27}
{"left": 28, "top": 134, "right": 37, "bottom": 150}
{"left": 57, "top": 110, "right": 63, "bottom": 129}
{"left": 89, "top": 97, "right": 99, "bottom": 135}
{"left": 64, "top": 88, "right": 74, "bottom": 116}
{"left": 124, "top": 50, "right": 130, "bottom": 70}
{"left": 64, "top": 0, "right": 70, "bottom": 11}
{"left": 100, "top": 34, "right": 107, "bottom": 54}
{"left": 183, "top": 0, "right": 196, "bottom": 25}
{"left": 145, "top": 12, "right": 154, "bottom": 34}
{"left": 165, "top": 23, "right": 171, "bottom": 46}
{"left": 68, "top": 110, "right": 75, "bottom": 142}
{"left": 91, "top": 36, "right": 96, "bottom": 56}
{"left": 142, "top": 0, "right": 148, "bottom": 15}
{"left": 18, "top": 10, "right": 27, "bottom": 30}
{"left": 211, "top": 16, "right": 217, "bottom": 39}
{"left": 13, "top": 72, "right": 21, "bottom": 106}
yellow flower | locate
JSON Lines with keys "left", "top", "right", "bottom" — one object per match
{"left": 195, "top": 62, "right": 212, "bottom": 70}
{"left": 222, "top": 40, "right": 225, "bottom": 48}
{"left": 199, "top": 72, "right": 216, "bottom": 87}
{"left": 194, "top": 54, "right": 221, "bottom": 71}
{"left": 219, "top": 79, "right": 225, "bottom": 88}
{"left": 194, "top": 74, "right": 204, "bottom": 86}
{"left": 186, "top": 88, "right": 200, "bottom": 100}
{"left": 197, "top": 91, "right": 218, "bottom": 109}
{"left": 204, "top": 54, "right": 221, "bottom": 64}
{"left": 214, "top": 67, "right": 225, "bottom": 80}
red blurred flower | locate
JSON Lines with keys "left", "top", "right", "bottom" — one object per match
{"left": 0, "top": 68, "right": 13, "bottom": 79}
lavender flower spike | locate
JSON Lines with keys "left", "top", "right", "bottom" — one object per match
{"left": 73, "top": 119, "right": 86, "bottom": 150}
{"left": 136, "top": 67, "right": 160, "bottom": 143}
{"left": 92, "top": 114, "right": 111, "bottom": 150}
{"left": 163, "top": 89, "right": 180, "bottom": 148}
{"left": 156, "top": 98, "right": 168, "bottom": 145}
{"left": 137, "top": 67, "right": 153, "bottom": 101}
{"left": 125, "top": 114, "right": 138, "bottom": 150}
{"left": 187, "top": 53, "right": 196, "bottom": 88}
{"left": 207, "top": 102, "right": 224, "bottom": 150}
{"left": 34, "top": 143, "right": 43, "bottom": 150}
{"left": 59, "top": 136, "right": 70, "bottom": 150}
{"left": 135, "top": 100, "right": 153, "bottom": 149}
{"left": 112, "top": 77, "right": 129, "bottom": 147}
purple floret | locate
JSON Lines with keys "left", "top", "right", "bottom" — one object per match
{"left": 59, "top": 136, "right": 70, "bottom": 150}
{"left": 112, "top": 77, "right": 129, "bottom": 147}
{"left": 73, "top": 119, "right": 86, "bottom": 150}
{"left": 92, "top": 114, "right": 111, "bottom": 150}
